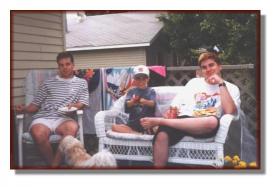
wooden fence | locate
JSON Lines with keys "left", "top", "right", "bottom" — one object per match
{"left": 165, "top": 64, "right": 257, "bottom": 137}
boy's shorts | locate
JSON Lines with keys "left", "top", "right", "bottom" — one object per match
{"left": 152, "top": 115, "right": 220, "bottom": 146}
{"left": 29, "top": 117, "right": 75, "bottom": 134}
{"left": 127, "top": 119, "right": 145, "bottom": 133}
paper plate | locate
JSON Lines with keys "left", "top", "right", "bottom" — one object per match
{"left": 58, "top": 107, "right": 77, "bottom": 112}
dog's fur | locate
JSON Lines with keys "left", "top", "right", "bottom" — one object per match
{"left": 58, "top": 135, "right": 117, "bottom": 168}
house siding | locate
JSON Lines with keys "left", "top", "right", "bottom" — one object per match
{"left": 70, "top": 47, "right": 147, "bottom": 69}
{"left": 11, "top": 12, "right": 65, "bottom": 105}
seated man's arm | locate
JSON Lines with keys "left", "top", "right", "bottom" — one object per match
{"left": 67, "top": 102, "right": 86, "bottom": 110}
{"left": 219, "top": 82, "right": 241, "bottom": 116}
{"left": 220, "top": 86, "right": 237, "bottom": 115}
{"left": 208, "top": 74, "right": 240, "bottom": 115}
{"left": 73, "top": 79, "right": 89, "bottom": 110}
{"left": 16, "top": 103, "right": 39, "bottom": 113}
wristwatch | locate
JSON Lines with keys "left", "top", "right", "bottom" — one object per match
{"left": 218, "top": 82, "right": 226, "bottom": 87}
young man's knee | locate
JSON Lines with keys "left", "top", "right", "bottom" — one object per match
{"left": 30, "top": 126, "right": 50, "bottom": 143}
{"left": 156, "top": 131, "right": 169, "bottom": 142}
{"left": 207, "top": 116, "right": 218, "bottom": 130}
{"left": 69, "top": 122, "right": 79, "bottom": 132}
{"left": 58, "top": 121, "right": 78, "bottom": 136}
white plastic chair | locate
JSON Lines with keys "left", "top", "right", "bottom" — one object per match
{"left": 15, "top": 70, "right": 84, "bottom": 167}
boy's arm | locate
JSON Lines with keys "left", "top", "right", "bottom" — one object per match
{"left": 126, "top": 96, "right": 138, "bottom": 108}
{"left": 139, "top": 88, "right": 156, "bottom": 107}
{"left": 139, "top": 98, "right": 155, "bottom": 107}
{"left": 125, "top": 88, "right": 139, "bottom": 108}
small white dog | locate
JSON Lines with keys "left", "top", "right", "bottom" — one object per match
{"left": 58, "top": 135, "right": 117, "bottom": 168}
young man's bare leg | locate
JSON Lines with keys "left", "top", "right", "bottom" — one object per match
{"left": 30, "top": 124, "right": 53, "bottom": 165}
{"left": 153, "top": 131, "right": 169, "bottom": 168}
{"left": 141, "top": 116, "right": 218, "bottom": 135}
{"left": 52, "top": 120, "right": 78, "bottom": 167}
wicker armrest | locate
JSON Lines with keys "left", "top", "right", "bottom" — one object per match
{"left": 215, "top": 114, "right": 236, "bottom": 143}
{"left": 95, "top": 110, "right": 120, "bottom": 151}
{"left": 95, "top": 110, "right": 112, "bottom": 138}
{"left": 95, "top": 109, "right": 128, "bottom": 136}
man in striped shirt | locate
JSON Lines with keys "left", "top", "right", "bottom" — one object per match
{"left": 16, "top": 52, "right": 89, "bottom": 167}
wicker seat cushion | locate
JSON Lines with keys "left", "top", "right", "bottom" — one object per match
{"left": 106, "top": 130, "right": 153, "bottom": 141}
{"left": 106, "top": 130, "right": 214, "bottom": 142}
{"left": 179, "top": 135, "right": 215, "bottom": 143}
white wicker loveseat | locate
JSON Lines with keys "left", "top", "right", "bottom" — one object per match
{"left": 95, "top": 86, "right": 240, "bottom": 167}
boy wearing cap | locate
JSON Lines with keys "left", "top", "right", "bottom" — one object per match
{"left": 112, "top": 65, "right": 156, "bottom": 134}
{"left": 140, "top": 52, "right": 241, "bottom": 168}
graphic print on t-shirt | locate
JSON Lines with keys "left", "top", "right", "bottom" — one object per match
{"left": 193, "top": 92, "right": 220, "bottom": 116}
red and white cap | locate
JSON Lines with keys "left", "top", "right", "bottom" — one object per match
{"left": 133, "top": 65, "right": 149, "bottom": 77}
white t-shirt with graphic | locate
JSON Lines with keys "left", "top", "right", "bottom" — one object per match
{"left": 171, "top": 78, "right": 241, "bottom": 118}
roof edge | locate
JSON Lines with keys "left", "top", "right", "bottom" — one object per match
{"left": 66, "top": 43, "right": 150, "bottom": 51}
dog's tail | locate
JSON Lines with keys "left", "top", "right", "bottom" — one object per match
{"left": 80, "top": 150, "right": 117, "bottom": 168}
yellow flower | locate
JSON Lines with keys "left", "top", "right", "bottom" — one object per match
{"left": 232, "top": 159, "right": 239, "bottom": 166}
{"left": 233, "top": 155, "right": 240, "bottom": 161}
{"left": 239, "top": 161, "right": 247, "bottom": 168}
{"left": 224, "top": 155, "right": 233, "bottom": 162}
{"left": 248, "top": 161, "right": 257, "bottom": 168}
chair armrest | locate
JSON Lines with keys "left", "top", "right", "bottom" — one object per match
{"left": 16, "top": 114, "right": 24, "bottom": 167}
{"left": 95, "top": 111, "right": 109, "bottom": 138}
{"left": 95, "top": 110, "right": 123, "bottom": 151}
{"left": 215, "top": 114, "right": 236, "bottom": 144}
{"left": 95, "top": 108, "right": 129, "bottom": 153}
{"left": 77, "top": 110, "right": 83, "bottom": 115}
{"left": 94, "top": 110, "right": 121, "bottom": 138}
{"left": 76, "top": 110, "right": 84, "bottom": 145}
{"left": 16, "top": 114, "right": 24, "bottom": 119}
{"left": 16, "top": 114, "right": 24, "bottom": 136}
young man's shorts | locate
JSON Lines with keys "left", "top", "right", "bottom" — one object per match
{"left": 152, "top": 115, "right": 220, "bottom": 146}
{"left": 29, "top": 117, "right": 75, "bottom": 134}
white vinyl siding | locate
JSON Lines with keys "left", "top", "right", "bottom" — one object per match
{"left": 12, "top": 12, "right": 65, "bottom": 105}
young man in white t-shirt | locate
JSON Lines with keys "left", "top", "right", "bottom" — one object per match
{"left": 140, "top": 52, "right": 241, "bottom": 168}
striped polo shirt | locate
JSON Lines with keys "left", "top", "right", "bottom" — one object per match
{"left": 32, "top": 75, "right": 89, "bottom": 120}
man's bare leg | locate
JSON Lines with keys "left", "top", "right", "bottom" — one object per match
{"left": 52, "top": 120, "right": 78, "bottom": 167}
{"left": 30, "top": 124, "right": 53, "bottom": 165}
{"left": 112, "top": 124, "right": 142, "bottom": 135}
{"left": 153, "top": 131, "right": 169, "bottom": 168}
{"left": 141, "top": 116, "right": 218, "bottom": 135}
